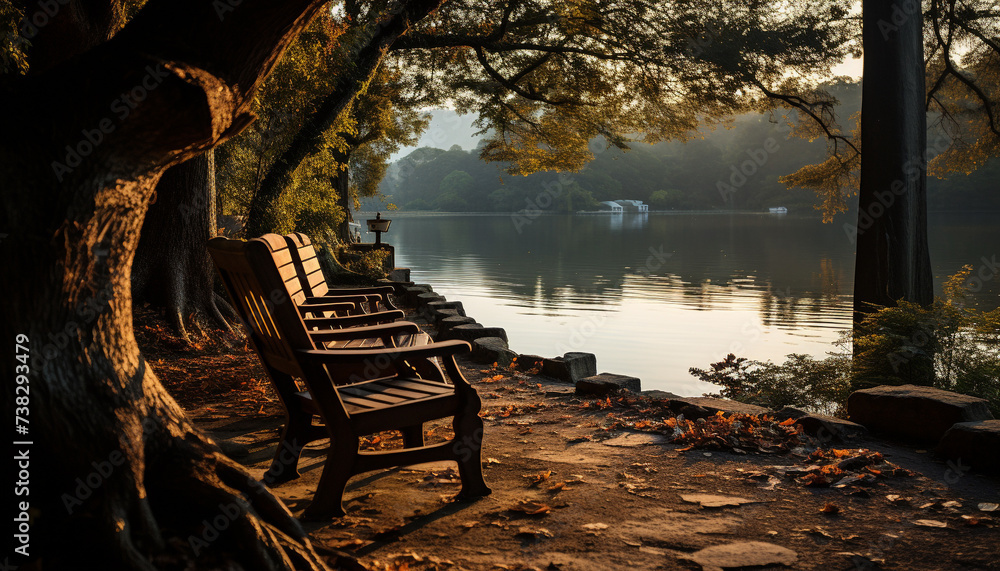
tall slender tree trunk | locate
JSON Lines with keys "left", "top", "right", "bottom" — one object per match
{"left": 854, "top": 0, "right": 934, "bottom": 383}
{"left": 133, "top": 149, "right": 237, "bottom": 340}
{"left": 333, "top": 147, "right": 357, "bottom": 245}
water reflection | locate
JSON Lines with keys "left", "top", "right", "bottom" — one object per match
{"left": 371, "top": 212, "right": 998, "bottom": 395}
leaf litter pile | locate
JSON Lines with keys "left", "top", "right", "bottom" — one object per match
{"left": 134, "top": 306, "right": 281, "bottom": 416}
{"left": 573, "top": 393, "right": 920, "bottom": 491}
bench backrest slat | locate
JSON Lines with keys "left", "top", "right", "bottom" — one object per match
{"left": 286, "top": 232, "right": 333, "bottom": 297}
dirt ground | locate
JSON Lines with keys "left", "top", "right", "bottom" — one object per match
{"left": 140, "top": 307, "right": 1000, "bottom": 571}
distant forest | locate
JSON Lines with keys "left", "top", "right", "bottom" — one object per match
{"left": 373, "top": 80, "right": 1000, "bottom": 215}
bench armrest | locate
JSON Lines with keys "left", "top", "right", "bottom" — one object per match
{"left": 297, "top": 302, "right": 362, "bottom": 317}
{"left": 307, "top": 321, "right": 420, "bottom": 342}
{"left": 297, "top": 340, "right": 471, "bottom": 365}
{"left": 303, "top": 310, "right": 404, "bottom": 328}
{"left": 321, "top": 286, "right": 395, "bottom": 296}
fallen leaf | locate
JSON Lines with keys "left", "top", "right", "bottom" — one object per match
{"left": 913, "top": 519, "right": 948, "bottom": 528}
{"left": 962, "top": 515, "right": 983, "bottom": 527}
{"left": 821, "top": 503, "right": 841, "bottom": 515}
{"left": 509, "top": 500, "right": 552, "bottom": 516}
{"left": 524, "top": 470, "right": 552, "bottom": 488}
{"left": 582, "top": 523, "right": 609, "bottom": 531}
{"left": 680, "top": 493, "right": 755, "bottom": 508}
{"left": 978, "top": 503, "right": 999, "bottom": 512}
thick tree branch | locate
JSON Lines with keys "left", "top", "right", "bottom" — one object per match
{"left": 17, "top": 0, "right": 328, "bottom": 183}
{"left": 243, "top": 0, "right": 445, "bottom": 238}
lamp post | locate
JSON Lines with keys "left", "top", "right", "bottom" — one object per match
{"left": 367, "top": 212, "right": 391, "bottom": 246}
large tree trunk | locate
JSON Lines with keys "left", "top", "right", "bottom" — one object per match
{"left": 242, "top": 0, "right": 445, "bottom": 238}
{"left": 854, "top": 0, "right": 934, "bottom": 382}
{"left": 0, "top": 1, "right": 337, "bottom": 569}
{"left": 133, "top": 149, "right": 238, "bottom": 341}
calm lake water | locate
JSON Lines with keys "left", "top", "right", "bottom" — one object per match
{"left": 361, "top": 211, "right": 1000, "bottom": 396}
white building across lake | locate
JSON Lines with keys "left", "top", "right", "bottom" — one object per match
{"left": 598, "top": 200, "right": 648, "bottom": 213}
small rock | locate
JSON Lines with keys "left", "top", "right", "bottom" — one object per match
{"left": 576, "top": 373, "right": 641, "bottom": 395}
{"left": 423, "top": 300, "right": 466, "bottom": 320}
{"left": 436, "top": 316, "right": 477, "bottom": 339}
{"left": 471, "top": 337, "right": 516, "bottom": 367}
{"left": 403, "top": 285, "right": 431, "bottom": 305}
{"left": 415, "top": 292, "right": 445, "bottom": 307}
{"left": 687, "top": 541, "right": 797, "bottom": 569}
{"left": 448, "top": 324, "right": 508, "bottom": 343}
{"left": 542, "top": 352, "right": 598, "bottom": 383}
{"left": 387, "top": 268, "right": 410, "bottom": 283}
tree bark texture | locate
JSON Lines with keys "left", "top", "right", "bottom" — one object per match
{"left": 855, "top": 0, "right": 934, "bottom": 382}
{"left": 133, "top": 150, "right": 238, "bottom": 340}
{"left": 0, "top": 1, "right": 338, "bottom": 568}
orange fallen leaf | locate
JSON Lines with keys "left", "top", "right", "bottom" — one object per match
{"left": 509, "top": 500, "right": 552, "bottom": 515}
{"left": 821, "top": 503, "right": 840, "bottom": 515}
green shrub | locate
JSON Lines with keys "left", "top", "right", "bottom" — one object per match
{"left": 689, "top": 352, "right": 852, "bottom": 416}
{"left": 691, "top": 266, "right": 1000, "bottom": 416}
{"left": 341, "top": 248, "right": 390, "bottom": 280}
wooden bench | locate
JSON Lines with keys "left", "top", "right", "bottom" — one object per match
{"left": 285, "top": 231, "right": 399, "bottom": 311}
{"left": 208, "top": 236, "right": 491, "bottom": 518}
{"left": 255, "top": 233, "right": 425, "bottom": 350}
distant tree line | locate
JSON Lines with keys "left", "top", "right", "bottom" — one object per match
{"left": 377, "top": 80, "right": 1000, "bottom": 215}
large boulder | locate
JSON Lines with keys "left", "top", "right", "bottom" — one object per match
{"left": 576, "top": 373, "right": 641, "bottom": 396}
{"left": 541, "top": 352, "right": 597, "bottom": 384}
{"left": 937, "top": 420, "right": 1000, "bottom": 473}
{"left": 666, "top": 397, "right": 770, "bottom": 419}
{"left": 847, "top": 384, "right": 994, "bottom": 442}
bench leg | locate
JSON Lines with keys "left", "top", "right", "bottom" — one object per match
{"left": 453, "top": 408, "right": 492, "bottom": 499}
{"left": 401, "top": 424, "right": 424, "bottom": 448}
{"left": 263, "top": 414, "right": 312, "bottom": 485}
{"left": 302, "top": 434, "right": 358, "bottom": 520}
